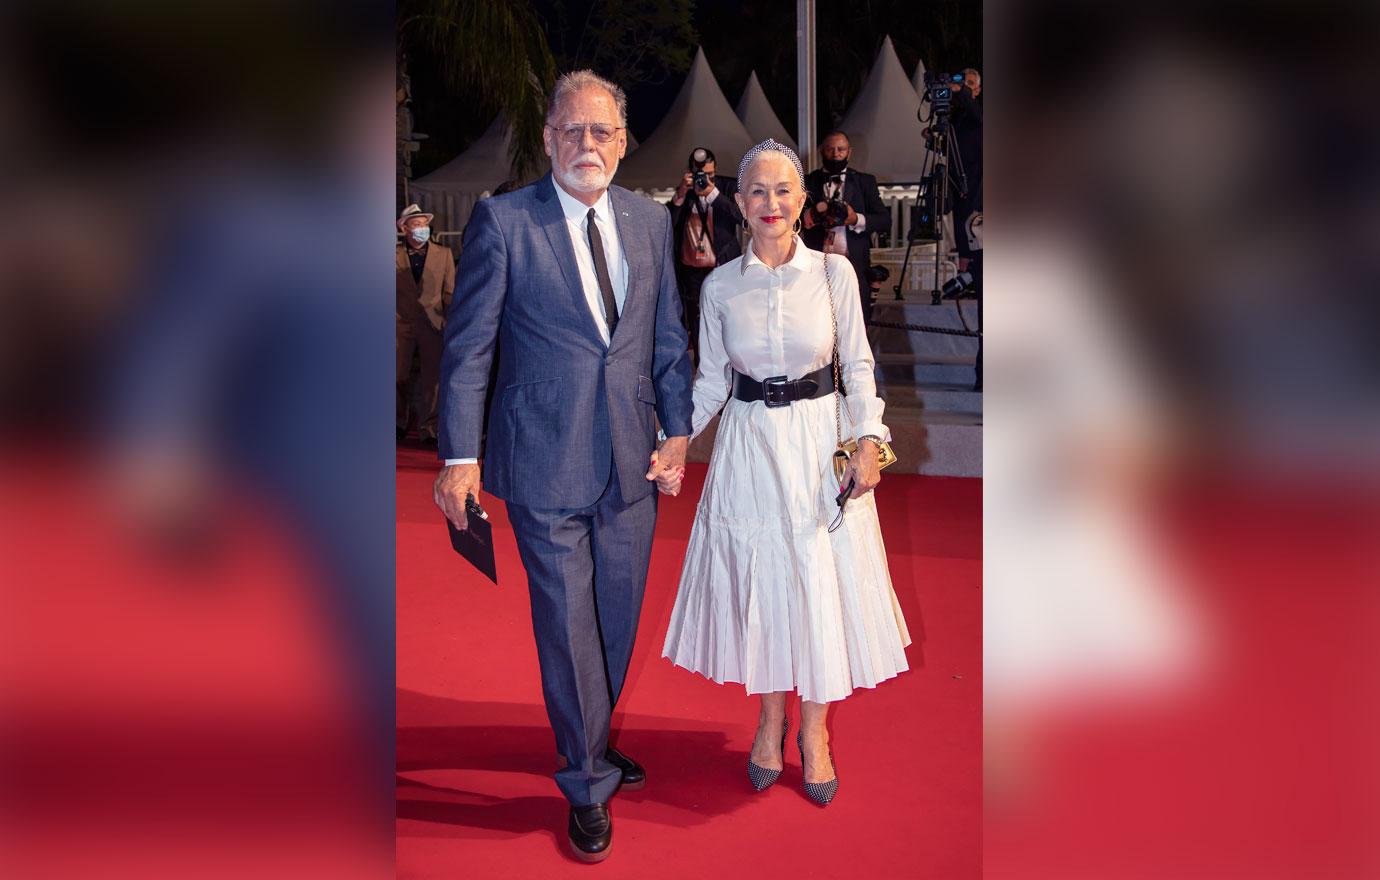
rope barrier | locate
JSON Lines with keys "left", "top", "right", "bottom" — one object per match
{"left": 867, "top": 319, "right": 980, "bottom": 338}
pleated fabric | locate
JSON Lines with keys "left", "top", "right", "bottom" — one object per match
{"left": 662, "top": 394, "right": 911, "bottom": 704}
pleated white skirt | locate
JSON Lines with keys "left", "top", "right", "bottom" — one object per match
{"left": 661, "top": 394, "right": 912, "bottom": 704}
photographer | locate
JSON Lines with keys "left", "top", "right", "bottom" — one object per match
{"left": 801, "top": 131, "right": 891, "bottom": 322}
{"left": 668, "top": 147, "right": 742, "bottom": 351}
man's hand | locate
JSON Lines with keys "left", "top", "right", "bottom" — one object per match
{"left": 844, "top": 438, "right": 883, "bottom": 499}
{"left": 434, "top": 463, "right": 482, "bottom": 530}
{"left": 801, "top": 207, "right": 818, "bottom": 230}
{"left": 673, "top": 172, "right": 693, "bottom": 205}
{"left": 646, "top": 435, "right": 690, "bottom": 496}
{"left": 844, "top": 204, "right": 859, "bottom": 227}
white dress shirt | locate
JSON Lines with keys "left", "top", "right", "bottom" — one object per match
{"left": 445, "top": 181, "right": 630, "bottom": 467}
{"left": 552, "top": 180, "right": 630, "bottom": 343}
{"left": 690, "top": 236, "right": 888, "bottom": 444}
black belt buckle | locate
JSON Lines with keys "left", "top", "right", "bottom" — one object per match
{"left": 762, "top": 375, "right": 791, "bottom": 407}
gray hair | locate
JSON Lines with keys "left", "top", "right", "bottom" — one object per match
{"left": 736, "top": 139, "right": 806, "bottom": 193}
{"left": 546, "top": 69, "right": 628, "bottom": 126}
{"left": 962, "top": 67, "right": 981, "bottom": 83}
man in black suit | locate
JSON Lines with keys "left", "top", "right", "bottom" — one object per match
{"left": 667, "top": 147, "right": 742, "bottom": 352}
{"left": 801, "top": 130, "right": 891, "bottom": 323}
{"left": 949, "top": 71, "right": 983, "bottom": 293}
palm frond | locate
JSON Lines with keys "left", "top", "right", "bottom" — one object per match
{"left": 400, "top": 0, "right": 556, "bottom": 180}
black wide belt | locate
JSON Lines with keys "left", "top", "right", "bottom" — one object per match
{"left": 732, "top": 364, "right": 838, "bottom": 408}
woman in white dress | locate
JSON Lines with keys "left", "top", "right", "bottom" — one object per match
{"left": 660, "top": 140, "right": 911, "bottom": 805}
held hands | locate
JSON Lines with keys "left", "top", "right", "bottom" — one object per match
{"left": 645, "top": 435, "right": 689, "bottom": 496}
{"left": 843, "top": 438, "right": 883, "bottom": 499}
{"left": 434, "top": 462, "right": 482, "bottom": 530}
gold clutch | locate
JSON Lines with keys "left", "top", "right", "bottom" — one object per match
{"left": 832, "top": 438, "right": 898, "bottom": 483}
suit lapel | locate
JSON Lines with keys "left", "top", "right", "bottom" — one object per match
{"left": 608, "top": 188, "right": 643, "bottom": 351}
{"left": 397, "top": 245, "right": 419, "bottom": 295}
{"left": 844, "top": 170, "right": 860, "bottom": 208}
{"left": 536, "top": 174, "right": 608, "bottom": 348}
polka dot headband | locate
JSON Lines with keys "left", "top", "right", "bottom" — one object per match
{"left": 736, "top": 139, "right": 806, "bottom": 192}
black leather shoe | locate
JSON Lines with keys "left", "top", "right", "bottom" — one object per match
{"left": 605, "top": 746, "right": 645, "bottom": 791}
{"left": 568, "top": 803, "right": 612, "bottom": 862}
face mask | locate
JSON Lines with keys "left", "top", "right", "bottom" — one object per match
{"left": 408, "top": 226, "right": 431, "bottom": 245}
{"left": 821, "top": 156, "right": 849, "bottom": 174}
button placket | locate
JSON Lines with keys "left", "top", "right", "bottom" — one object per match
{"left": 768, "top": 268, "right": 785, "bottom": 377}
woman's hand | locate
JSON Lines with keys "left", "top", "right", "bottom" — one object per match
{"left": 646, "top": 448, "right": 687, "bottom": 497}
{"left": 845, "top": 438, "right": 883, "bottom": 498}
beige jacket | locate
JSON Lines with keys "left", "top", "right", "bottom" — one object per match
{"left": 396, "top": 242, "right": 455, "bottom": 331}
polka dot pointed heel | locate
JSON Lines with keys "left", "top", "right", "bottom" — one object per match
{"left": 796, "top": 730, "right": 839, "bottom": 806}
{"left": 747, "top": 718, "right": 790, "bottom": 792}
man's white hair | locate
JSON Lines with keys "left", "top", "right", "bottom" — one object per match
{"left": 546, "top": 69, "right": 627, "bottom": 126}
{"left": 962, "top": 67, "right": 981, "bottom": 83}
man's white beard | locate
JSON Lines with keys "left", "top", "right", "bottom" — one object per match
{"left": 557, "top": 153, "right": 615, "bottom": 193}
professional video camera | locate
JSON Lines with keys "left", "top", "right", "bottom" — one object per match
{"left": 921, "top": 72, "right": 965, "bottom": 122}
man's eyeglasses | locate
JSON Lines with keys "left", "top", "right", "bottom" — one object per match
{"left": 548, "top": 123, "right": 623, "bottom": 145}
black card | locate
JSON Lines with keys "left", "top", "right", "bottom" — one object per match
{"left": 446, "top": 496, "right": 497, "bottom": 584}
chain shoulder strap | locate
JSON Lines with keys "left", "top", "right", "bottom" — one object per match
{"left": 823, "top": 253, "right": 844, "bottom": 449}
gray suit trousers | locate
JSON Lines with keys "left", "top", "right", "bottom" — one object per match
{"left": 506, "top": 464, "right": 657, "bottom": 806}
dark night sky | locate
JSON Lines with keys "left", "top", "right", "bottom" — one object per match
{"left": 407, "top": 1, "right": 980, "bottom": 177}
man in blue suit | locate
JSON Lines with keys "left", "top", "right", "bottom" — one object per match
{"left": 433, "top": 70, "right": 693, "bottom": 863}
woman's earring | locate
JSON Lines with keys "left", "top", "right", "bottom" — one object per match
{"left": 792, "top": 218, "right": 802, "bottom": 234}
{"left": 742, "top": 217, "right": 751, "bottom": 233}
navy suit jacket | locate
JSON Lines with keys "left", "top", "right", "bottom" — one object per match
{"left": 800, "top": 167, "right": 891, "bottom": 288}
{"left": 438, "top": 173, "right": 694, "bottom": 509}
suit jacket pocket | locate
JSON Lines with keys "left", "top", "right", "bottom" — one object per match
{"left": 504, "top": 377, "right": 563, "bottom": 418}
{"left": 502, "top": 377, "right": 563, "bottom": 497}
{"left": 636, "top": 375, "right": 657, "bottom": 406}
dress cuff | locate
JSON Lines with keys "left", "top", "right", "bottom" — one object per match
{"left": 853, "top": 424, "right": 891, "bottom": 445}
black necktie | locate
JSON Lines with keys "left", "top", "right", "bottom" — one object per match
{"left": 585, "top": 207, "right": 619, "bottom": 336}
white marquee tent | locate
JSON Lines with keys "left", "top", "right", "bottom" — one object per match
{"left": 735, "top": 70, "right": 796, "bottom": 152}
{"left": 408, "top": 114, "right": 517, "bottom": 234}
{"left": 613, "top": 46, "right": 755, "bottom": 192}
{"left": 836, "top": 36, "right": 935, "bottom": 183}
{"left": 911, "top": 55, "right": 929, "bottom": 95}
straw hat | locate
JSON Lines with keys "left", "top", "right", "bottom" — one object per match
{"left": 397, "top": 203, "right": 434, "bottom": 230}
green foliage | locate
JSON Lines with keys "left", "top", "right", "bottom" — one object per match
{"left": 399, "top": 0, "right": 557, "bottom": 179}
{"left": 546, "top": 0, "right": 697, "bottom": 88}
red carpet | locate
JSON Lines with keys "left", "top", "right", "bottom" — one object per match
{"left": 396, "top": 447, "right": 982, "bottom": 879}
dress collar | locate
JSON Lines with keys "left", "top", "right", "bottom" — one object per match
{"left": 740, "top": 234, "right": 814, "bottom": 276}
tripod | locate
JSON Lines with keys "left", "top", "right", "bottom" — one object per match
{"left": 893, "top": 114, "right": 968, "bottom": 305}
